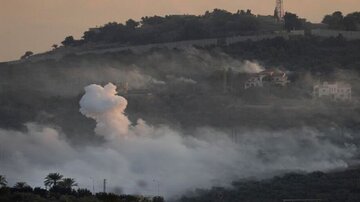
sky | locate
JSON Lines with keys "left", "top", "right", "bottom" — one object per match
{"left": 0, "top": 0, "right": 359, "bottom": 62}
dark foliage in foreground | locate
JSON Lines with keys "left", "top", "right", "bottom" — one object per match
{"left": 179, "top": 168, "right": 360, "bottom": 202}
{"left": 0, "top": 186, "right": 164, "bottom": 202}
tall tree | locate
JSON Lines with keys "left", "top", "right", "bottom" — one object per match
{"left": 343, "top": 12, "right": 360, "bottom": 31}
{"left": 0, "top": 175, "right": 7, "bottom": 187}
{"left": 20, "top": 51, "right": 33, "bottom": 59}
{"left": 125, "top": 19, "right": 140, "bottom": 29}
{"left": 44, "top": 173, "right": 63, "bottom": 188}
{"left": 13, "top": 182, "right": 30, "bottom": 189}
{"left": 284, "top": 12, "right": 303, "bottom": 31}
{"left": 322, "top": 11, "right": 344, "bottom": 29}
{"left": 61, "top": 36, "right": 75, "bottom": 46}
{"left": 59, "top": 178, "right": 78, "bottom": 189}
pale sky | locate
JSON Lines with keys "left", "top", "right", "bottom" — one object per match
{"left": 1, "top": 0, "right": 359, "bottom": 62}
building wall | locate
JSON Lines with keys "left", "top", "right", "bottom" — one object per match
{"left": 313, "top": 82, "right": 352, "bottom": 101}
{"left": 311, "top": 29, "right": 360, "bottom": 40}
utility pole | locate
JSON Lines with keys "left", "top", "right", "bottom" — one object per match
{"left": 153, "top": 179, "right": 160, "bottom": 196}
{"left": 90, "top": 177, "right": 95, "bottom": 194}
{"left": 103, "top": 179, "right": 106, "bottom": 193}
{"left": 0, "top": 146, "right": 4, "bottom": 174}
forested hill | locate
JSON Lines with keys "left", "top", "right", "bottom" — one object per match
{"left": 61, "top": 9, "right": 279, "bottom": 47}
{"left": 178, "top": 167, "right": 360, "bottom": 202}
{"left": 58, "top": 10, "right": 360, "bottom": 48}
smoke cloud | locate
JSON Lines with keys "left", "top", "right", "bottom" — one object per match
{"left": 241, "top": 60, "right": 265, "bottom": 73}
{"left": 0, "top": 83, "right": 356, "bottom": 199}
{"left": 80, "top": 83, "right": 130, "bottom": 141}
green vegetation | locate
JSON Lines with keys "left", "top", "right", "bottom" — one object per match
{"left": 62, "top": 9, "right": 282, "bottom": 47}
{"left": 0, "top": 176, "right": 7, "bottom": 187}
{"left": 57, "top": 10, "right": 360, "bottom": 49}
{"left": 322, "top": 11, "right": 360, "bottom": 30}
{"left": 58, "top": 178, "right": 78, "bottom": 189}
{"left": 44, "top": 173, "right": 64, "bottom": 188}
{"left": 179, "top": 168, "right": 360, "bottom": 202}
{"left": 283, "top": 12, "right": 305, "bottom": 31}
{"left": 224, "top": 35, "right": 360, "bottom": 72}
{"left": 20, "top": 51, "right": 34, "bottom": 59}
{"left": 0, "top": 174, "right": 164, "bottom": 202}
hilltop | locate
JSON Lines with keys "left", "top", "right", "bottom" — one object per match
{"left": 7, "top": 9, "right": 359, "bottom": 64}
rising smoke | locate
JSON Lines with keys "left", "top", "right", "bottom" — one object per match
{"left": 0, "top": 83, "right": 356, "bottom": 199}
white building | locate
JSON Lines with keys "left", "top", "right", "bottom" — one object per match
{"left": 313, "top": 82, "right": 351, "bottom": 101}
{"left": 244, "top": 69, "right": 289, "bottom": 89}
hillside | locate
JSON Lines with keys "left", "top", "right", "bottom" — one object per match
{"left": 1, "top": 11, "right": 360, "bottom": 200}
{"left": 178, "top": 167, "right": 360, "bottom": 202}
{"left": 1, "top": 36, "right": 360, "bottom": 143}
{"left": 2, "top": 3, "right": 360, "bottom": 202}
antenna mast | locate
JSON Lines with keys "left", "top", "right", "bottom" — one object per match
{"left": 275, "top": 0, "right": 284, "bottom": 21}
{"left": 103, "top": 179, "right": 107, "bottom": 193}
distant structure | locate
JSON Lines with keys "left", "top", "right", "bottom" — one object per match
{"left": 117, "top": 82, "right": 129, "bottom": 94}
{"left": 274, "top": 0, "right": 285, "bottom": 21}
{"left": 244, "top": 69, "right": 289, "bottom": 89}
{"left": 103, "top": 179, "right": 107, "bottom": 193}
{"left": 313, "top": 82, "right": 351, "bottom": 102}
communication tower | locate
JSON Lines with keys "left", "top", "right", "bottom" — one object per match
{"left": 275, "top": 0, "right": 284, "bottom": 21}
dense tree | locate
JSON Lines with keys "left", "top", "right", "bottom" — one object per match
{"left": 0, "top": 184, "right": 158, "bottom": 202}
{"left": 68, "top": 9, "right": 280, "bottom": 46}
{"left": 126, "top": 19, "right": 140, "bottom": 29}
{"left": 141, "top": 15, "right": 165, "bottom": 26}
{"left": 322, "top": 11, "right": 345, "bottom": 30}
{"left": 76, "top": 188, "right": 93, "bottom": 197}
{"left": 61, "top": 36, "right": 76, "bottom": 46}
{"left": 179, "top": 169, "right": 360, "bottom": 202}
{"left": 13, "top": 182, "right": 30, "bottom": 189}
{"left": 322, "top": 11, "right": 360, "bottom": 31}
{"left": 284, "top": 12, "right": 303, "bottom": 31}
{"left": 59, "top": 178, "right": 78, "bottom": 189}
{"left": 343, "top": 12, "right": 360, "bottom": 31}
{"left": 20, "top": 51, "right": 34, "bottom": 59}
{"left": 153, "top": 196, "right": 165, "bottom": 202}
{"left": 44, "top": 173, "right": 63, "bottom": 188}
{"left": 0, "top": 175, "right": 7, "bottom": 187}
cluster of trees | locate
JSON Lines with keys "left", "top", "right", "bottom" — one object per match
{"left": 61, "top": 9, "right": 281, "bottom": 47}
{"left": 323, "top": 11, "right": 360, "bottom": 31}
{"left": 20, "top": 51, "right": 34, "bottom": 59}
{"left": 283, "top": 12, "right": 306, "bottom": 31}
{"left": 59, "top": 10, "right": 360, "bottom": 48}
{"left": 0, "top": 174, "right": 164, "bottom": 202}
{"left": 179, "top": 168, "right": 360, "bottom": 202}
{"left": 224, "top": 35, "right": 360, "bottom": 73}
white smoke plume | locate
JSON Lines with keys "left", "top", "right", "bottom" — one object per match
{"left": 166, "top": 75, "right": 197, "bottom": 84}
{"left": 241, "top": 60, "right": 265, "bottom": 73}
{"left": 0, "top": 83, "right": 356, "bottom": 199}
{"left": 80, "top": 83, "right": 130, "bottom": 141}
